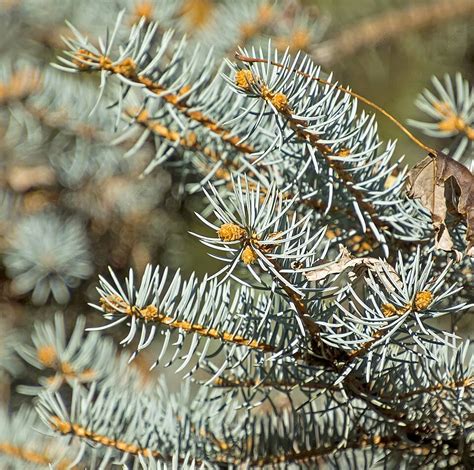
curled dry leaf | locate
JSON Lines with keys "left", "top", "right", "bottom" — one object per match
{"left": 406, "top": 150, "right": 474, "bottom": 258}
{"left": 304, "top": 245, "right": 403, "bottom": 292}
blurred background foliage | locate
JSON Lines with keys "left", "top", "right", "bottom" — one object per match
{"left": 309, "top": 0, "right": 473, "bottom": 161}
{"left": 0, "top": 0, "right": 472, "bottom": 416}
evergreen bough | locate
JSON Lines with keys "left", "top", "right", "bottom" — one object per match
{"left": 0, "top": 1, "right": 472, "bottom": 468}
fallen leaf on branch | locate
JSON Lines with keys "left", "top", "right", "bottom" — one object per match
{"left": 406, "top": 150, "right": 474, "bottom": 258}
{"left": 304, "top": 245, "right": 403, "bottom": 292}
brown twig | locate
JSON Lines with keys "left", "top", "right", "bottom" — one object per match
{"left": 99, "top": 293, "right": 275, "bottom": 352}
{"left": 313, "top": 0, "right": 474, "bottom": 66}
{"left": 235, "top": 52, "right": 434, "bottom": 154}
{"left": 74, "top": 51, "right": 254, "bottom": 154}
{"left": 50, "top": 416, "right": 165, "bottom": 459}
{"left": 0, "top": 442, "right": 73, "bottom": 470}
{"left": 379, "top": 376, "right": 473, "bottom": 401}
{"left": 249, "top": 433, "right": 430, "bottom": 466}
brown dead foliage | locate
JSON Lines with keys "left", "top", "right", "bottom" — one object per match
{"left": 406, "top": 150, "right": 473, "bottom": 258}
{"left": 304, "top": 245, "right": 403, "bottom": 292}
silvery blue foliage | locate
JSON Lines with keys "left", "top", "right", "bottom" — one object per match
{"left": 34, "top": 70, "right": 128, "bottom": 188}
{"left": 3, "top": 212, "right": 93, "bottom": 304}
{"left": 36, "top": 379, "right": 242, "bottom": 468}
{"left": 33, "top": 10, "right": 471, "bottom": 469}
{"left": 409, "top": 73, "right": 473, "bottom": 164}
{"left": 90, "top": 262, "right": 303, "bottom": 378}
{"left": 17, "top": 312, "right": 154, "bottom": 395}
{"left": 0, "top": 405, "right": 76, "bottom": 469}
{"left": 226, "top": 47, "right": 428, "bottom": 257}
{"left": 0, "top": 317, "right": 23, "bottom": 378}
{"left": 192, "top": 178, "right": 327, "bottom": 291}
{"left": 0, "top": 1, "right": 472, "bottom": 469}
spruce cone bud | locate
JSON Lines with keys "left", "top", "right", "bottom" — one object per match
{"left": 414, "top": 291, "right": 433, "bottom": 311}
{"left": 235, "top": 69, "right": 255, "bottom": 91}
{"left": 37, "top": 345, "right": 57, "bottom": 367}
{"left": 217, "top": 223, "right": 246, "bottom": 242}
{"left": 241, "top": 245, "right": 258, "bottom": 265}
{"left": 381, "top": 303, "right": 398, "bottom": 317}
{"left": 271, "top": 92, "right": 289, "bottom": 112}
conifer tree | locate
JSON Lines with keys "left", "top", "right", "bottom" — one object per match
{"left": 0, "top": 1, "right": 472, "bottom": 468}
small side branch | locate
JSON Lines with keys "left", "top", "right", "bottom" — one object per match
{"left": 73, "top": 51, "right": 254, "bottom": 154}
{"left": 314, "top": 0, "right": 474, "bottom": 66}
{"left": 50, "top": 415, "right": 163, "bottom": 459}
{"left": 100, "top": 294, "right": 275, "bottom": 352}
{"left": 0, "top": 442, "right": 73, "bottom": 469}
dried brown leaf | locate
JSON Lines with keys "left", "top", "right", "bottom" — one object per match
{"left": 304, "top": 245, "right": 403, "bottom": 292}
{"left": 406, "top": 150, "right": 474, "bottom": 257}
